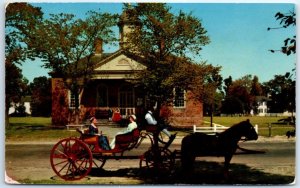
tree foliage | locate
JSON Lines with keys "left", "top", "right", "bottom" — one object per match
{"left": 27, "top": 11, "right": 118, "bottom": 78}
{"left": 29, "top": 77, "right": 52, "bottom": 117}
{"left": 122, "top": 3, "right": 218, "bottom": 112}
{"left": 250, "top": 75, "right": 263, "bottom": 96}
{"left": 221, "top": 73, "right": 294, "bottom": 115}
{"left": 22, "top": 8, "right": 118, "bottom": 124}
{"left": 5, "top": 3, "right": 43, "bottom": 63}
{"left": 266, "top": 9, "right": 296, "bottom": 115}
{"left": 221, "top": 75, "right": 262, "bottom": 115}
{"left": 223, "top": 76, "right": 232, "bottom": 96}
{"left": 5, "top": 3, "right": 43, "bottom": 126}
{"left": 5, "top": 63, "right": 28, "bottom": 111}
{"left": 263, "top": 73, "right": 295, "bottom": 113}
{"left": 268, "top": 10, "right": 296, "bottom": 56}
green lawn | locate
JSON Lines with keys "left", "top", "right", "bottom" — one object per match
{"left": 203, "top": 116, "right": 295, "bottom": 137}
{"left": 6, "top": 116, "right": 295, "bottom": 142}
{"left": 6, "top": 117, "right": 78, "bottom": 142}
{"left": 204, "top": 116, "right": 283, "bottom": 126}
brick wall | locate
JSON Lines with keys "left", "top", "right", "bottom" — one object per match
{"left": 163, "top": 91, "right": 203, "bottom": 127}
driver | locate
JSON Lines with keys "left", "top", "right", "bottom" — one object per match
{"left": 145, "top": 107, "right": 176, "bottom": 145}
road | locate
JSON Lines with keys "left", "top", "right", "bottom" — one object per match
{"left": 5, "top": 137, "right": 296, "bottom": 185}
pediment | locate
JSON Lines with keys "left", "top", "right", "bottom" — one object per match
{"left": 94, "top": 53, "right": 146, "bottom": 71}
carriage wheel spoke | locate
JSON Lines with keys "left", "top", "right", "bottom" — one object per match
{"left": 56, "top": 160, "right": 71, "bottom": 174}
{"left": 53, "top": 148, "right": 69, "bottom": 159}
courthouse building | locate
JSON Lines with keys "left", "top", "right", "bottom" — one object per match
{"left": 51, "top": 10, "right": 203, "bottom": 127}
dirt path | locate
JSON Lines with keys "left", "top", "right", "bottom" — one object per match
{"left": 5, "top": 136, "right": 296, "bottom": 185}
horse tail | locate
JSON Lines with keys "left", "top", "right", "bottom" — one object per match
{"left": 181, "top": 134, "right": 195, "bottom": 172}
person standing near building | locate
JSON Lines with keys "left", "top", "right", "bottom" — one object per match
{"left": 108, "top": 108, "right": 113, "bottom": 121}
{"left": 112, "top": 108, "right": 122, "bottom": 123}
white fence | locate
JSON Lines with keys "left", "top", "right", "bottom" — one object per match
{"left": 193, "top": 124, "right": 228, "bottom": 135}
{"left": 193, "top": 122, "right": 258, "bottom": 135}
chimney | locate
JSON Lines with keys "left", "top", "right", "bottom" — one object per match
{"left": 94, "top": 38, "right": 103, "bottom": 55}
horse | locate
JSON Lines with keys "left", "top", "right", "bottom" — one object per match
{"left": 180, "top": 119, "right": 258, "bottom": 178}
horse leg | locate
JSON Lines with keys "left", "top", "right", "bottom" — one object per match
{"left": 223, "top": 154, "right": 233, "bottom": 179}
{"left": 181, "top": 136, "right": 195, "bottom": 174}
{"left": 181, "top": 151, "right": 195, "bottom": 173}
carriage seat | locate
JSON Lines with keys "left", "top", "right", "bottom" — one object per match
{"left": 116, "top": 128, "right": 140, "bottom": 143}
{"left": 76, "top": 128, "right": 99, "bottom": 145}
{"left": 115, "top": 128, "right": 140, "bottom": 149}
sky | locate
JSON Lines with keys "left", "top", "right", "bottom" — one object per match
{"left": 5, "top": 1, "right": 298, "bottom": 83}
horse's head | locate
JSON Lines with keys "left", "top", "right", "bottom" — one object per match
{"left": 240, "top": 119, "right": 258, "bottom": 141}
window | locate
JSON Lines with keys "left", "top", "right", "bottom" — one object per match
{"left": 97, "top": 85, "right": 108, "bottom": 107}
{"left": 68, "top": 90, "right": 79, "bottom": 109}
{"left": 174, "top": 88, "right": 185, "bottom": 108}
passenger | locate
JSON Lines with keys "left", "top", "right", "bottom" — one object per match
{"left": 110, "top": 114, "right": 138, "bottom": 149}
{"left": 88, "top": 117, "right": 110, "bottom": 150}
{"left": 89, "top": 116, "right": 100, "bottom": 135}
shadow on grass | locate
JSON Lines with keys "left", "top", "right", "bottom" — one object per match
{"left": 88, "top": 161, "right": 294, "bottom": 185}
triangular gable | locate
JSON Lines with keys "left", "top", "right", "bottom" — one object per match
{"left": 94, "top": 52, "right": 146, "bottom": 72}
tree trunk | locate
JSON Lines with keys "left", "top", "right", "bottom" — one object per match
{"left": 155, "top": 100, "right": 162, "bottom": 120}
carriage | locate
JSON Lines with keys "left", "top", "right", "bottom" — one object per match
{"left": 49, "top": 125, "right": 176, "bottom": 181}
{"left": 50, "top": 119, "right": 259, "bottom": 181}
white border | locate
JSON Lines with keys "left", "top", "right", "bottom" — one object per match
{"left": 1, "top": 1, "right": 299, "bottom": 188}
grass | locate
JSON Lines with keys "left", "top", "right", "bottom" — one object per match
{"left": 6, "top": 117, "right": 78, "bottom": 142}
{"left": 203, "top": 116, "right": 295, "bottom": 137}
{"left": 203, "top": 116, "right": 279, "bottom": 126}
{"left": 6, "top": 116, "right": 295, "bottom": 142}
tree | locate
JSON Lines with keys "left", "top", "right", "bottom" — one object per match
{"left": 5, "top": 3, "right": 43, "bottom": 62}
{"left": 5, "top": 63, "right": 28, "bottom": 117}
{"left": 250, "top": 76, "right": 263, "bottom": 96}
{"left": 221, "top": 75, "right": 255, "bottom": 115}
{"left": 268, "top": 10, "right": 296, "bottom": 56}
{"left": 122, "top": 3, "right": 217, "bottom": 116}
{"left": 5, "top": 3, "right": 43, "bottom": 127}
{"left": 263, "top": 73, "right": 295, "bottom": 114}
{"left": 29, "top": 77, "right": 52, "bottom": 117}
{"left": 201, "top": 69, "right": 223, "bottom": 125}
{"left": 221, "top": 96, "right": 244, "bottom": 115}
{"left": 267, "top": 10, "right": 296, "bottom": 117}
{"left": 23, "top": 9, "right": 118, "bottom": 125}
{"left": 223, "top": 76, "right": 232, "bottom": 96}
{"left": 250, "top": 76, "right": 263, "bottom": 114}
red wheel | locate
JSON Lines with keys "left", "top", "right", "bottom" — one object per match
{"left": 50, "top": 138, "right": 93, "bottom": 181}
